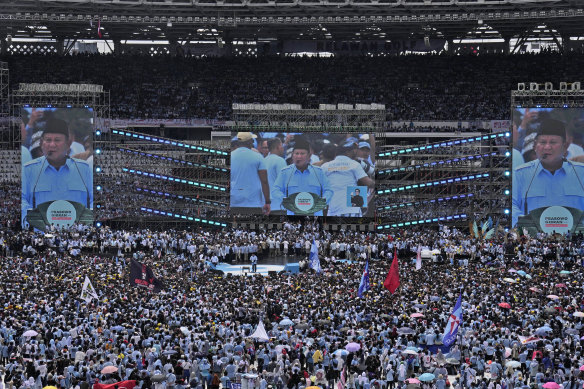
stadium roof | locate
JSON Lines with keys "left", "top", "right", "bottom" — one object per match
{"left": 0, "top": 0, "right": 583, "bottom": 42}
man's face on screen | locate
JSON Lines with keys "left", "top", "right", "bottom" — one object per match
{"left": 293, "top": 149, "right": 311, "bottom": 171}
{"left": 258, "top": 140, "right": 269, "bottom": 157}
{"left": 41, "top": 133, "right": 71, "bottom": 166}
{"left": 535, "top": 135, "right": 567, "bottom": 169}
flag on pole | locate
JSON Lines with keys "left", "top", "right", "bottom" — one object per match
{"left": 80, "top": 276, "right": 98, "bottom": 303}
{"left": 442, "top": 292, "right": 463, "bottom": 347}
{"left": 357, "top": 259, "right": 370, "bottom": 298}
{"left": 97, "top": 19, "right": 102, "bottom": 38}
{"left": 309, "top": 239, "right": 322, "bottom": 273}
{"left": 415, "top": 245, "right": 422, "bottom": 270}
{"left": 383, "top": 248, "right": 400, "bottom": 294}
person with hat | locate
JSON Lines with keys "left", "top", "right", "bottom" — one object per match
{"left": 512, "top": 117, "right": 584, "bottom": 227}
{"left": 230, "top": 132, "right": 271, "bottom": 215}
{"left": 21, "top": 117, "right": 93, "bottom": 228}
{"left": 320, "top": 140, "right": 374, "bottom": 217}
{"left": 271, "top": 137, "right": 332, "bottom": 215}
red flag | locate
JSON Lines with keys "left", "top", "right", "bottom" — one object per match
{"left": 94, "top": 381, "right": 136, "bottom": 389}
{"left": 97, "top": 19, "right": 102, "bottom": 38}
{"left": 384, "top": 248, "right": 400, "bottom": 293}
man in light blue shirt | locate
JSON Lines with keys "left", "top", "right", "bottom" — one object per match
{"left": 271, "top": 137, "right": 333, "bottom": 216}
{"left": 21, "top": 118, "right": 93, "bottom": 228}
{"left": 263, "top": 137, "right": 287, "bottom": 212}
{"left": 512, "top": 118, "right": 584, "bottom": 227}
{"left": 230, "top": 132, "right": 271, "bottom": 215}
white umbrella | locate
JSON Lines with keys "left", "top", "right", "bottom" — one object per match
{"left": 23, "top": 330, "right": 38, "bottom": 337}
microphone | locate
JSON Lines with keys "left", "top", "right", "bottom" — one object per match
{"left": 523, "top": 160, "right": 540, "bottom": 217}
{"left": 69, "top": 156, "right": 91, "bottom": 208}
{"left": 32, "top": 157, "right": 47, "bottom": 209}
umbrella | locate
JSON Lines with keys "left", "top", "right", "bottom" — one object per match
{"left": 306, "top": 387, "right": 321, "bottom": 389}
{"left": 111, "top": 326, "right": 124, "bottom": 332}
{"left": 402, "top": 350, "right": 418, "bottom": 355}
{"left": 397, "top": 327, "right": 415, "bottom": 335}
{"left": 410, "top": 313, "right": 425, "bottom": 318}
{"left": 503, "top": 278, "right": 516, "bottom": 283}
{"left": 380, "top": 314, "right": 391, "bottom": 319}
{"left": 418, "top": 373, "right": 435, "bottom": 382}
{"left": 517, "top": 270, "right": 527, "bottom": 276}
{"left": 555, "top": 283, "right": 567, "bottom": 288}
{"left": 505, "top": 361, "right": 521, "bottom": 368}
{"left": 43, "top": 387, "right": 58, "bottom": 389}
{"left": 296, "top": 323, "right": 310, "bottom": 330}
{"left": 498, "top": 303, "right": 511, "bottom": 309}
{"left": 508, "top": 268, "right": 517, "bottom": 273}
{"left": 151, "top": 374, "right": 166, "bottom": 383}
{"left": 332, "top": 349, "right": 349, "bottom": 356}
{"left": 23, "top": 330, "right": 38, "bottom": 337}
{"left": 317, "top": 320, "right": 331, "bottom": 325}
{"left": 535, "top": 326, "right": 552, "bottom": 336}
{"left": 430, "top": 296, "right": 441, "bottom": 302}
{"left": 542, "top": 383, "right": 560, "bottom": 389}
{"left": 574, "top": 312, "right": 584, "bottom": 318}
{"left": 179, "top": 327, "right": 191, "bottom": 335}
{"left": 279, "top": 319, "right": 294, "bottom": 326}
{"left": 529, "top": 287, "right": 541, "bottom": 293}
{"left": 163, "top": 350, "right": 177, "bottom": 355}
{"left": 565, "top": 329, "right": 579, "bottom": 335}
{"left": 505, "top": 348, "right": 512, "bottom": 358}
{"left": 346, "top": 342, "right": 361, "bottom": 352}
{"left": 446, "top": 358, "right": 460, "bottom": 365}
{"left": 406, "top": 379, "right": 421, "bottom": 384}
{"left": 560, "top": 270, "right": 571, "bottom": 274}
{"left": 101, "top": 366, "right": 118, "bottom": 374}
{"left": 579, "top": 365, "right": 584, "bottom": 371}
{"left": 547, "top": 295, "right": 560, "bottom": 300}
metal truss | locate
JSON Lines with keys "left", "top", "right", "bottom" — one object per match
{"left": 95, "top": 129, "right": 230, "bottom": 227}
{"left": 232, "top": 106, "right": 385, "bottom": 133}
{"left": 511, "top": 87, "right": 584, "bottom": 107}
{"left": 0, "top": 62, "right": 10, "bottom": 149}
{"left": 375, "top": 132, "right": 511, "bottom": 228}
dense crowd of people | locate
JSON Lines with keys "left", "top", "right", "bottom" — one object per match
{"left": 4, "top": 52, "right": 584, "bottom": 121}
{"left": 0, "top": 222, "right": 583, "bottom": 389}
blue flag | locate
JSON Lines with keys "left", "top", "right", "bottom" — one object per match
{"left": 357, "top": 259, "right": 370, "bottom": 298}
{"left": 442, "top": 292, "right": 463, "bottom": 347}
{"left": 309, "top": 239, "right": 322, "bottom": 273}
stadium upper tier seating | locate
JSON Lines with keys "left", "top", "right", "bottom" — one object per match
{"left": 4, "top": 52, "right": 584, "bottom": 121}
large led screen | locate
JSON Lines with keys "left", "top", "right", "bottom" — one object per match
{"left": 21, "top": 107, "right": 94, "bottom": 230}
{"left": 230, "top": 132, "right": 375, "bottom": 217}
{"left": 512, "top": 107, "right": 584, "bottom": 233}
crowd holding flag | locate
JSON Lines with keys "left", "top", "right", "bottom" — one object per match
{"left": 309, "top": 239, "right": 322, "bottom": 274}
{"left": 383, "top": 248, "right": 400, "bottom": 294}
{"left": 80, "top": 276, "right": 98, "bottom": 303}
{"left": 129, "top": 259, "right": 164, "bottom": 293}
{"left": 357, "top": 259, "right": 370, "bottom": 297}
{"left": 442, "top": 291, "right": 463, "bottom": 347}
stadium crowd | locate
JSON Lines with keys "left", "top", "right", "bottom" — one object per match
{"left": 0, "top": 222, "right": 583, "bottom": 389}
{"left": 4, "top": 52, "right": 584, "bottom": 121}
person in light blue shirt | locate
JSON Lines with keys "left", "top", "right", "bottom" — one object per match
{"left": 271, "top": 137, "right": 333, "bottom": 216}
{"left": 21, "top": 117, "right": 93, "bottom": 228}
{"left": 230, "top": 132, "right": 271, "bottom": 214}
{"left": 512, "top": 118, "right": 584, "bottom": 227}
{"left": 264, "top": 137, "right": 288, "bottom": 212}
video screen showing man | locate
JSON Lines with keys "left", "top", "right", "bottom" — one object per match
{"left": 230, "top": 132, "right": 271, "bottom": 215}
{"left": 271, "top": 137, "right": 333, "bottom": 216}
{"left": 321, "top": 140, "right": 374, "bottom": 217}
{"left": 229, "top": 132, "right": 375, "bottom": 216}
{"left": 21, "top": 113, "right": 94, "bottom": 229}
{"left": 512, "top": 114, "right": 584, "bottom": 227}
